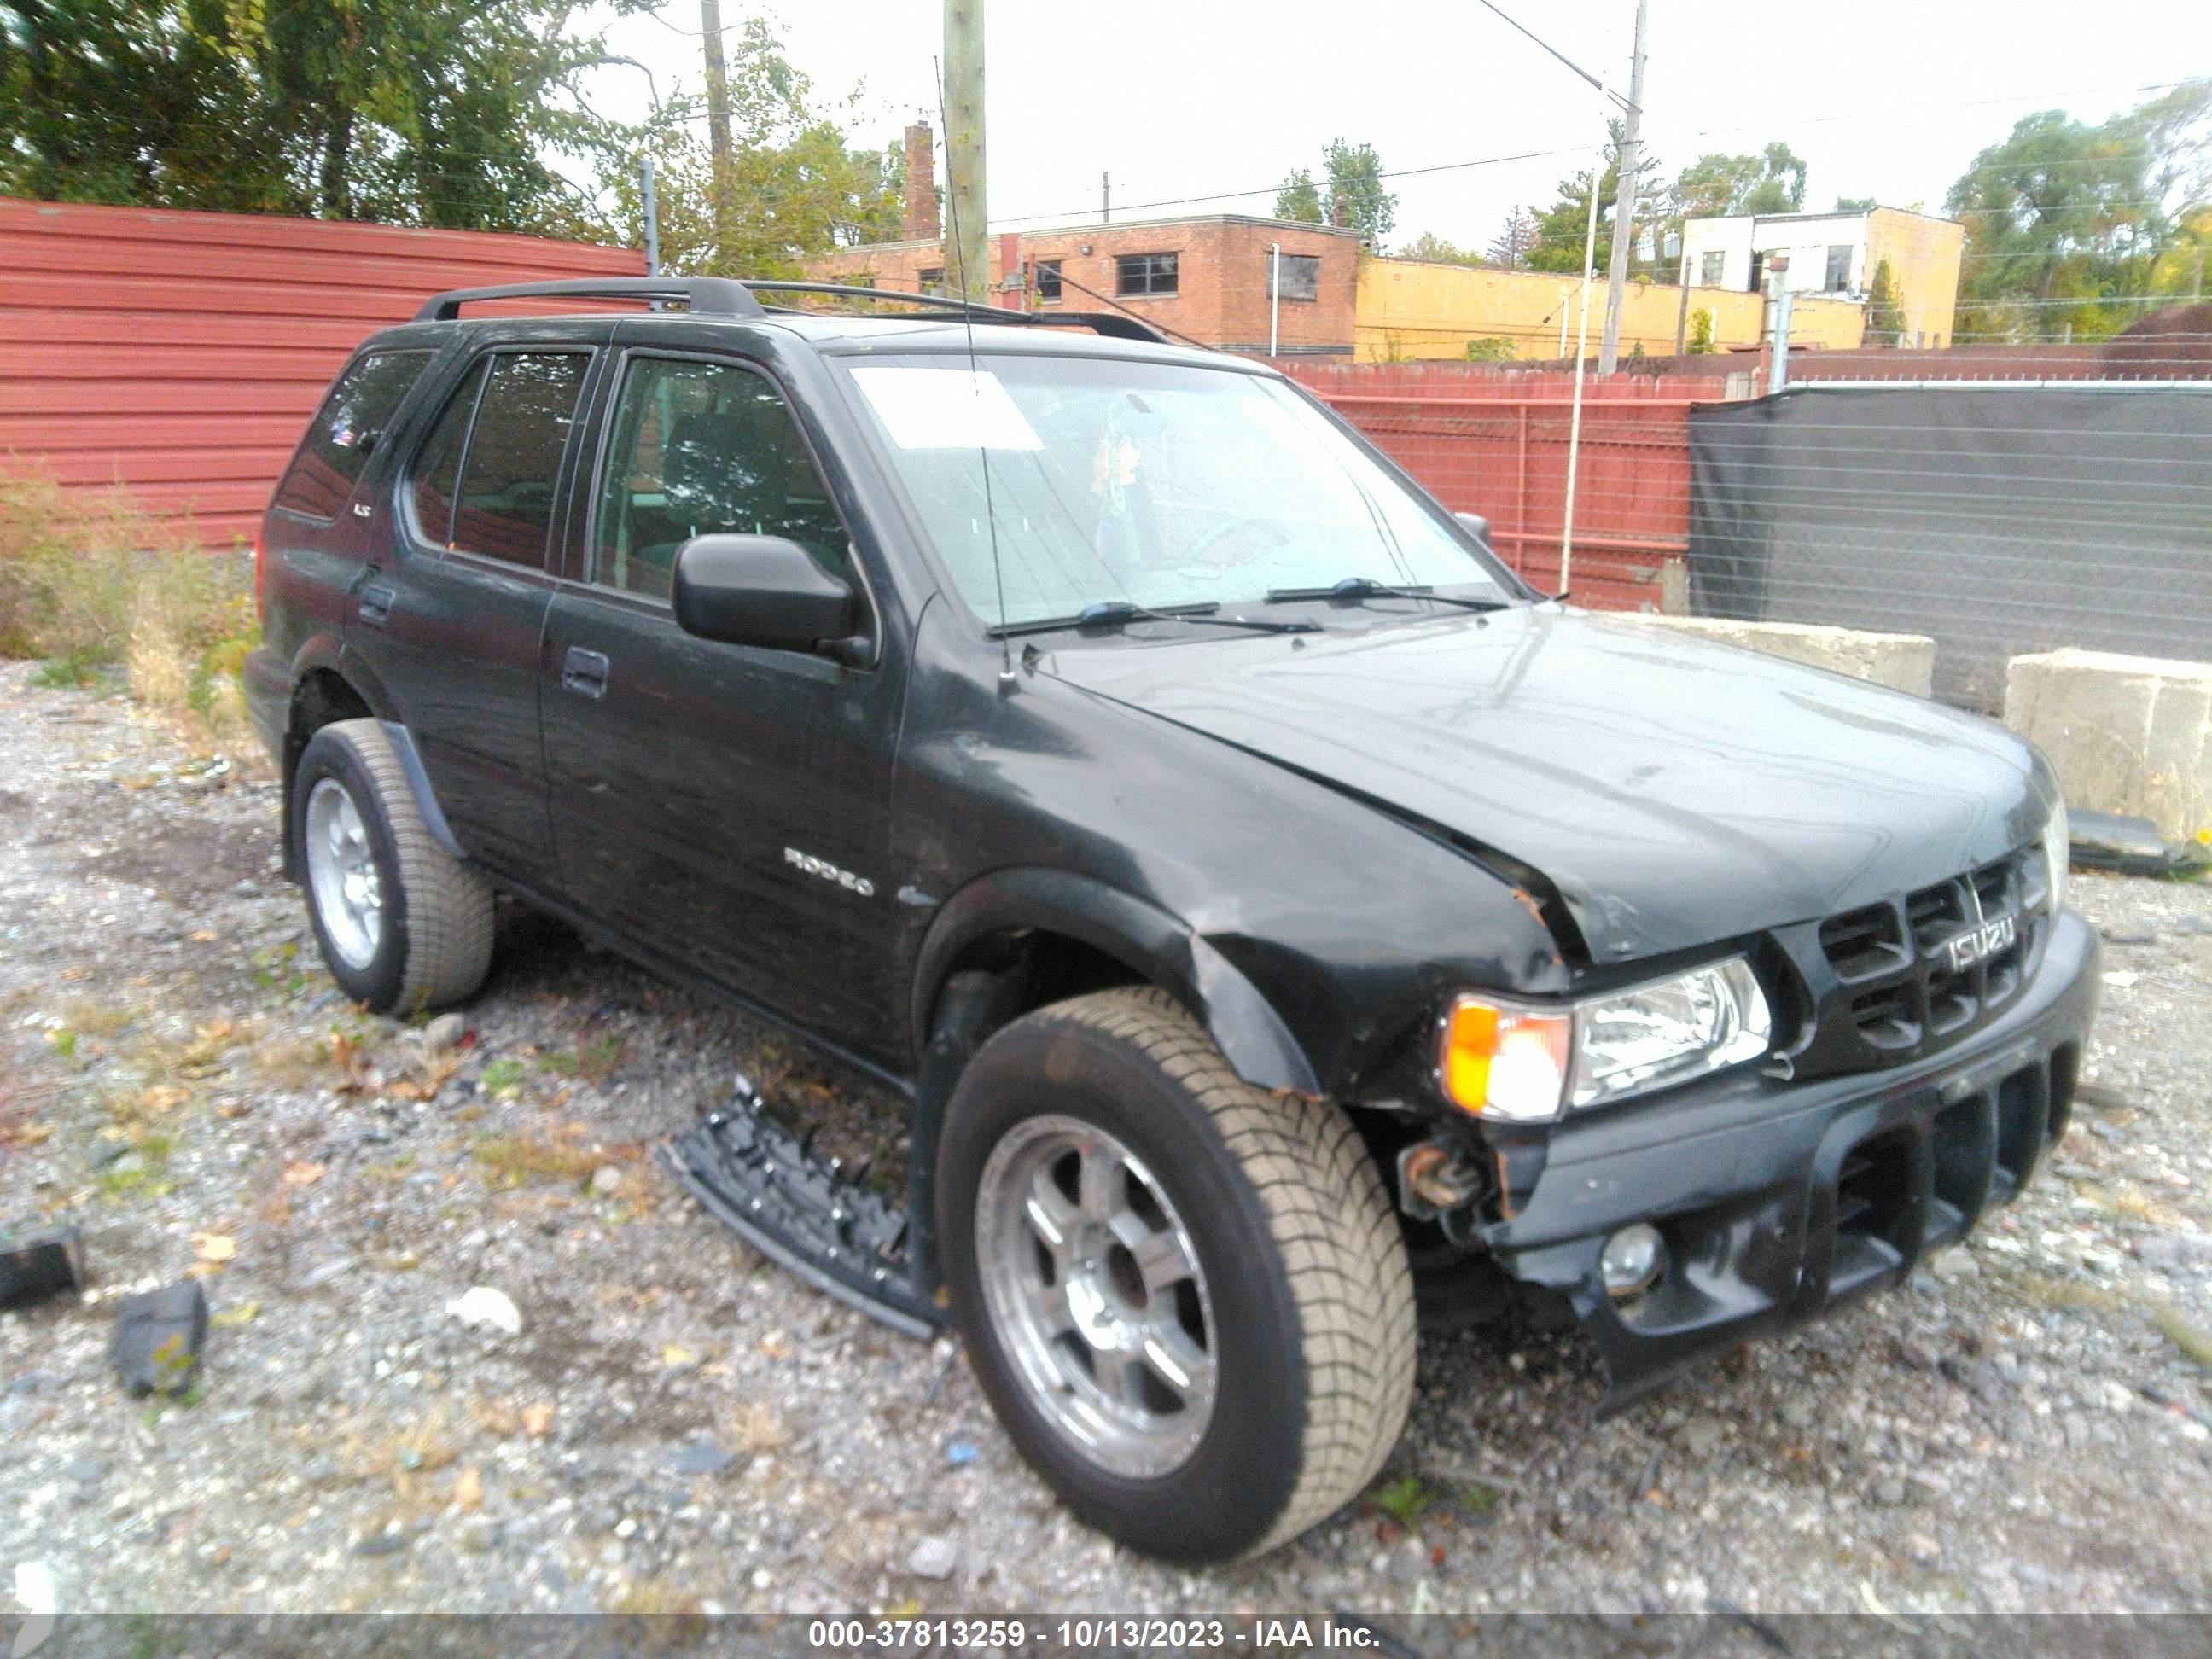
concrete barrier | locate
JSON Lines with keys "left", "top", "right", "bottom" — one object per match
{"left": 2005, "top": 648, "right": 2212, "bottom": 842}
{"left": 1633, "top": 616, "right": 1936, "bottom": 696}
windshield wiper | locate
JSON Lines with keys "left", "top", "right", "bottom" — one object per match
{"left": 1262, "top": 577, "right": 1515, "bottom": 613}
{"left": 992, "top": 599, "right": 1319, "bottom": 638}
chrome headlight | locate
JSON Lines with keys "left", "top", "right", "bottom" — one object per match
{"left": 1441, "top": 958, "right": 1773, "bottom": 1122}
{"left": 2040, "top": 796, "right": 2070, "bottom": 915}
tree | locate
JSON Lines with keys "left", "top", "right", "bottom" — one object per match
{"left": 1671, "top": 142, "right": 1807, "bottom": 222}
{"left": 602, "top": 21, "right": 898, "bottom": 277}
{"left": 1322, "top": 138, "right": 1395, "bottom": 240}
{"left": 1525, "top": 119, "right": 1664, "bottom": 276}
{"left": 1273, "top": 140, "right": 1397, "bottom": 240}
{"left": 1686, "top": 307, "right": 1715, "bottom": 353}
{"left": 1944, "top": 86, "right": 2205, "bottom": 343}
{"left": 1487, "top": 206, "right": 1540, "bottom": 270}
{"left": 0, "top": 0, "right": 648, "bottom": 235}
{"left": 1399, "top": 230, "right": 1481, "bottom": 265}
{"left": 1275, "top": 167, "right": 1323, "bottom": 224}
{"left": 1835, "top": 195, "right": 1878, "bottom": 212}
{"left": 1864, "top": 259, "right": 1907, "bottom": 346}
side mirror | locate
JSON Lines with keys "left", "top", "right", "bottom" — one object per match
{"left": 672, "top": 534, "right": 862, "bottom": 661}
{"left": 1455, "top": 511, "right": 1494, "bottom": 550}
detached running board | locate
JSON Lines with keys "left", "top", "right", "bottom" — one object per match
{"left": 658, "top": 1075, "right": 949, "bottom": 1340}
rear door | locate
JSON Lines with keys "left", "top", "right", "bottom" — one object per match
{"left": 352, "top": 339, "right": 600, "bottom": 883}
{"left": 261, "top": 346, "right": 438, "bottom": 659}
{"left": 538, "top": 341, "right": 907, "bottom": 1053}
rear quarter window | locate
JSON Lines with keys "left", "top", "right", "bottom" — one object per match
{"left": 272, "top": 349, "right": 434, "bottom": 520}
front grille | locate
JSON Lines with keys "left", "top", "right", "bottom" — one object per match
{"left": 1796, "top": 846, "right": 2047, "bottom": 1078}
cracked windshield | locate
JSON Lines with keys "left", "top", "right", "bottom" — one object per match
{"left": 844, "top": 355, "right": 1516, "bottom": 626}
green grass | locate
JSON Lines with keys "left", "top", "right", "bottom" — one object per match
{"left": 1371, "top": 1474, "right": 1434, "bottom": 1525}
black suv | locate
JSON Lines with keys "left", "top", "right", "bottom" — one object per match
{"left": 246, "top": 276, "right": 2099, "bottom": 1564}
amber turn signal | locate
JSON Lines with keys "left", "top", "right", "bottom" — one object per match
{"left": 1440, "top": 995, "right": 1573, "bottom": 1122}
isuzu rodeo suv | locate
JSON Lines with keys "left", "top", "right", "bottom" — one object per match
{"left": 245, "top": 276, "right": 2098, "bottom": 1564}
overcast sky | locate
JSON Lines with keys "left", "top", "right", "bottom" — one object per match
{"left": 583, "top": 2, "right": 2211, "bottom": 248}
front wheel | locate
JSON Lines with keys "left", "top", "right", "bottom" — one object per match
{"left": 937, "top": 987, "right": 1417, "bottom": 1563}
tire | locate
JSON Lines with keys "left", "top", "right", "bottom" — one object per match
{"left": 936, "top": 986, "right": 1417, "bottom": 1563}
{"left": 289, "top": 718, "right": 494, "bottom": 1015}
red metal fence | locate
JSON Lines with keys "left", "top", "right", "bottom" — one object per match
{"left": 1283, "top": 362, "right": 1714, "bottom": 610}
{"left": 0, "top": 197, "right": 644, "bottom": 544}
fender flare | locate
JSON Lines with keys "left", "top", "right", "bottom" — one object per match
{"left": 909, "top": 866, "right": 1321, "bottom": 1097}
{"left": 900, "top": 867, "right": 1324, "bottom": 1298}
{"left": 375, "top": 722, "right": 467, "bottom": 862}
{"left": 282, "top": 642, "right": 464, "bottom": 864}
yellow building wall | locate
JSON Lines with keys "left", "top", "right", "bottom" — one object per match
{"left": 1784, "top": 294, "right": 1869, "bottom": 351}
{"left": 1863, "top": 209, "right": 1964, "bottom": 347}
{"left": 1355, "top": 258, "right": 1835, "bottom": 363}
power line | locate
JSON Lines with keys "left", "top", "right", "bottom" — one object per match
{"left": 1472, "top": 1, "right": 1630, "bottom": 112}
{"left": 987, "top": 142, "right": 1603, "bottom": 230}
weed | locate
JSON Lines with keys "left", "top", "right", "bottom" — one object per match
{"left": 541, "top": 1033, "right": 631, "bottom": 1083}
{"left": 1371, "top": 1474, "right": 1434, "bottom": 1525}
{"left": 61, "top": 997, "right": 134, "bottom": 1040}
{"left": 472, "top": 1128, "right": 612, "bottom": 1188}
{"left": 47, "top": 1027, "right": 79, "bottom": 1062}
{"left": 480, "top": 1057, "right": 526, "bottom": 1099}
{"left": 2011, "top": 1272, "right": 2125, "bottom": 1315}
{"left": 33, "top": 649, "right": 109, "bottom": 689}
{"left": 733, "top": 1401, "right": 786, "bottom": 1455}
{"left": 2, "top": 463, "right": 259, "bottom": 749}
{"left": 605, "top": 1578, "right": 706, "bottom": 1622}
{"left": 1461, "top": 1481, "right": 1501, "bottom": 1517}
{"left": 252, "top": 941, "right": 308, "bottom": 1000}
{"left": 2154, "top": 1307, "right": 2212, "bottom": 1367}
{"left": 96, "top": 1130, "right": 178, "bottom": 1199}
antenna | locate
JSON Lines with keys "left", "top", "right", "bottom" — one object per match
{"left": 934, "top": 55, "right": 1017, "bottom": 692}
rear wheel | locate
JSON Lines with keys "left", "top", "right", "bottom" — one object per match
{"left": 937, "top": 987, "right": 1417, "bottom": 1563}
{"left": 291, "top": 719, "right": 493, "bottom": 1014}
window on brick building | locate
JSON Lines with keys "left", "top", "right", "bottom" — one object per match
{"left": 917, "top": 267, "right": 944, "bottom": 294}
{"left": 1266, "top": 253, "right": 1320, "bottom": 301}
{"left": 1825, "top": 244, "right": 1854, "bottom": 292}
{"left": 1033, "top": 259, "right": 1062, "bottom": 301}
{"left": 1116, "top": 252, "right": 1178, "bottom": 296}
{"left": 1699, "top": 249, "right": 1725, "bottom": 287}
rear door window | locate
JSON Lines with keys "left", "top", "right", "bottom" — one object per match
{"left": 449, "top": 353, "right": 591, "bottom": 568}
{"left": 272, "top": 349, "right": 433, "bottom": 521}
{"left": 409, "top": 358, "right": 489, "bottom": 547}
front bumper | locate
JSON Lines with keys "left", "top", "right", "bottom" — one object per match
{"left": 1485, "top": 906, "right": 2101, "bottom": 1406}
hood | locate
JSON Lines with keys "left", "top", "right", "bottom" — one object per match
{"left": 1042, "top": 607, "right": 2050, "bottom": 963}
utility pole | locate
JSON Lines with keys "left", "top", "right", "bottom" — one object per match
{"left": 641, "top": 155, "right": 660, "bottom": 277}
{"left": 1560, "top": 158, "right": 1604, "bottom": 594}
{"left": 943, "top": 0, "right": 989, "bottom": 305}
{"left": 1673, "top": 248, "right": 1691, "bottom": 354}
{"left": 1597, "top": 0, "right": 1649, "bottom": 375}
{"left": 1103, "top": 172, "right": 1111, "bottom": 223}
{"left": 698, "top": 0, "right": 738, "bottom": 272}
{"left": 1270, "top": 243, "right": 1281, "bottom": 357}
{"left": 1767, "top": 253, "right": 1794, "bottom": 394}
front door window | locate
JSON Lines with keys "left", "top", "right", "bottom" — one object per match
{"left": 592, "top": 356, "right": 850, "bottom": 601}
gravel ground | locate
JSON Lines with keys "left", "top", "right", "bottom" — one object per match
{"left": 4, "top": 655, "right": 2212, "bottom": 1621}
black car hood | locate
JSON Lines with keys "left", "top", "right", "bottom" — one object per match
{"left": 1042, "top": 607, "right": 2050, "bottom": 963}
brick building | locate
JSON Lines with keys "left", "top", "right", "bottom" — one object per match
{"left": 806, "top": 125, "right": 1364, "bottom": 357}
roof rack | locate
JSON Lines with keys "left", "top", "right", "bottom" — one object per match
{"left": 739, "top": 282, "right": 1171, "bottom": 345}
{"left": 409, "top": 274, "right": 1172, "bottom": 346}
{"left": 412, "top": 276, "right": 762, "bottom": 322}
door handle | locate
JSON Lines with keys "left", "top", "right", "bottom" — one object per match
{"left": 561, "top": 646, "right": 611, "bottom": 700}
{"left": 358, "top": 583, "right": 395, "bottom": 627}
